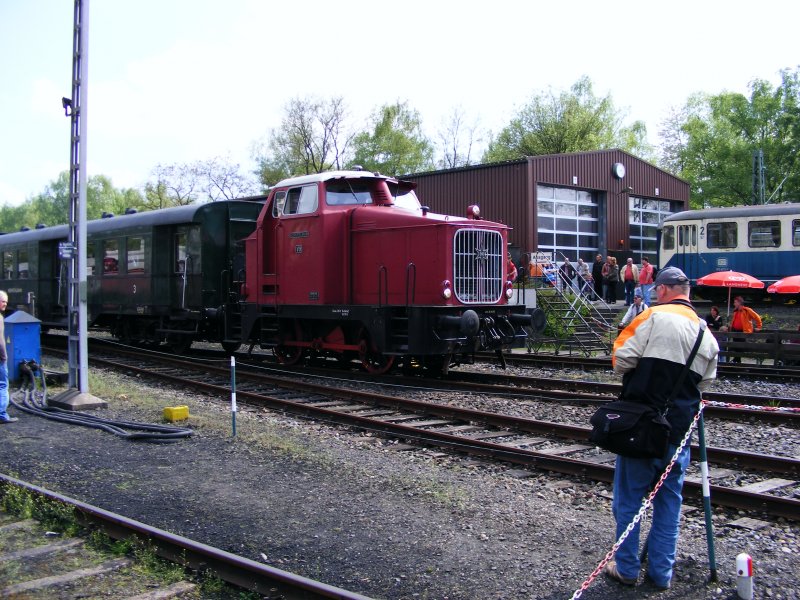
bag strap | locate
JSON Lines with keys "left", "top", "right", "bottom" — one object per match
{"left": 663, "top": 321, "right": 706, "bottom": 416}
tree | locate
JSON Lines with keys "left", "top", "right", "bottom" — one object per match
{"left": 436, "top": 107, "right": 481, "bottom": 169}
{"left": 350, "top": 101, "right": 435, "bottom": 176}
{"left": 0, "top": 172, "right": 147, "bottom": 230}
{"left": 660, "top": 67, "right": 800, "bottom": 207}
{"left": 483, "top": 76, "right": 651, "bottom": 162}
{"left": 144, "top": 163, "right": 202, "bottom": 209}
{"left": 254, "top": 96, "right": 353, "bottom": 187}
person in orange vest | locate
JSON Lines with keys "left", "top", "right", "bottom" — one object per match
{"left": 728, "top": 296, "right": 762, "bottom": 363}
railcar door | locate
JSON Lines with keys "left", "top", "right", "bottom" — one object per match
{"left": 172, "top": 226, "right": 202, "bottom": 310}
{"left": 673, "top": 222, "right": 700, "bottom": 280}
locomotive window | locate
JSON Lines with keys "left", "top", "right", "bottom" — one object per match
{"left": 707, "top": 222, "right": 737, "bottom": 248}
{"left": 271, "top": 191, "right": 287, "bottom": 217}
{"left": 793, "top": 220, "right": 800, "bottom": 246}
{"left": 326, "top": 181, "right": 373, "bottom": 206}
{"left": 2, "top": 251, "right": 11, "bottom": 279}
{"left": 18, "top": 248, "right": 29, "bottom": 279}
{"left": 296, "top": 185, "right": 318, "bottom": 214}
{"left": 662, "top": 225, "right": 675, "bottom": 250}
{"left": 748, "top": 220, "right": 780, "bottom": 248}
{"left": 127, "top": 237, "right": 145, "bottom": 273}
{"left": 103, "top": 240, "right": 119, "bottom": 275}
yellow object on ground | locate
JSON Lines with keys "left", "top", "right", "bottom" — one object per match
{"left": 163, "top": 405, "right": 189, "bottom": 422}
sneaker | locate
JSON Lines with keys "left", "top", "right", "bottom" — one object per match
{"left": 0, "top": 417, "right": 18, "bottom": 424}
{"left": 645, "top": 573, "right": 670, "bottom": 590}
{"left": 604, "top": 561, "right": 637, "bottom": 586}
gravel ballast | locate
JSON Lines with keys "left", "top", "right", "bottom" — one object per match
{"left": 2, "top": 356, "right": 799, "bottom": 599}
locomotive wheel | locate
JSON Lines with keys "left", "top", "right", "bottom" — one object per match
{"left": 274, "top": 321, "right": 305, "bottom": 366}
{"left": 358, "top": 338, "right": 395, "bottom": 375}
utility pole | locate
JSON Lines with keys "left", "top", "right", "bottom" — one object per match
{"left": 751, "top": 149, "right": 765, "bottom": 205}
{"left": 51, "top": 0, "right": 105, "bottom": 410}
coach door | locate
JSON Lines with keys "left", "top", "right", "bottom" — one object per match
{"left": 675, "top": 223, "right": 700, "bottom": 278}
{"left": 173, "top": 226, "right": 202, "bottom": 309}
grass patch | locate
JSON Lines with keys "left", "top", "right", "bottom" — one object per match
{"left": 0, "top": 484, "right": 81, "bottom": 536}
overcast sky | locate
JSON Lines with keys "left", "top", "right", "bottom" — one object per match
{"left": 1, "top": 0, "right": 797, "bottom": 206}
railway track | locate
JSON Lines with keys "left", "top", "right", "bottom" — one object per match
{"left": 43, "top": 342, "right": 800, "bottom": 521}
{"left": 476, "top": 351, "right": 800, "bottom": 383}
{"left": 0, "top": 474, "right": 371, "bottom": 600}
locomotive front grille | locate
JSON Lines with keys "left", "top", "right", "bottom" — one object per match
{"left": 453, "top": 229, "right": 503, "bottom": 304}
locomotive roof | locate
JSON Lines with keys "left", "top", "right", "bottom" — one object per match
{"left": 272, "top": 170, "right": 406, "bottom": 188}
{"left": 0, "top": 200, "right": 262, "bottom": 244}
{"left": 663, "top": 203, "right": 799, "bottom": 222}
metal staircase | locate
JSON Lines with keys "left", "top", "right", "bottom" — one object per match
{"left": 525, "top": 261, "right": 618, "bottom": 356}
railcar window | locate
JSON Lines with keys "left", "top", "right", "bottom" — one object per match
{"left": 749, "top": 220, "right": 780, "bottom": 248}
{"left": 691, "top": 224, "right": 697, "bottom": 246}
{"left": 86, "top": 245, "right": 95, "bottom": 276}
{"left": 103, "top": 240, "right": 119, "bottom": 275}
{"left": 707, "top": 222, "right": 737, "bottom": 248}
{"left": 18, "top": 249, "right": 29, "bottom": 279}
{"left": 325, "top": 181, "right": 373, "bottom": 206}
{"left": 127, "top": 237, "right": 145, "bottom": 274}
{"left": 2, "top": 251, "right": 12, "bottom": 279}
{"left": 662, "top": 226, "right": 674, "bottom": 250}
{"left": 793, "top": 220, "right": 800, "bottom": 246}
{"left": 175, "top": 232, "right": 187, "bottom": 273}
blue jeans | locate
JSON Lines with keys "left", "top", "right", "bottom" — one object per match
{"left": 624, "top": 280, "right": 636, "bottom": 305}
{"left": 612, "top": 445, "right": 691, "bottom": 588}
{"left": 641, "top": 283, "right": 654, "bottom": 306}
{"left": 0, "top": 362, "right": 9, "bottom": 420}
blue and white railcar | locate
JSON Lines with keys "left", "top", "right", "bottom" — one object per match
{"left": 659, "top": 204, "right": 800, "bottom": 285}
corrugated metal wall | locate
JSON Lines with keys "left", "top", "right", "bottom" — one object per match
{"left": 407, "top": 161, "right": 529, "bottom": 251}
{"left": 405, "top": 149, "right": 689, "bottom": 256}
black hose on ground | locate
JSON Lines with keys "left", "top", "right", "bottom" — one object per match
{"left": 10, "top": 361, "right": 192, "bottom": 443}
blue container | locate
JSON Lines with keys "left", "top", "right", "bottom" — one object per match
{"left": 5, "top": 311, "right": 41, "bottom": 382}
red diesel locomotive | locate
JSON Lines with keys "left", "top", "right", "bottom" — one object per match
{"left": 233, "top": 169, "right": 531, "bottom": 374}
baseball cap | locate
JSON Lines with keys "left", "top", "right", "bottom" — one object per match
{"left": 654, "top": 266, "right": 689, "bottom": 286}
{"left": 634, "top": 290, "right": 643, "bottom": 298}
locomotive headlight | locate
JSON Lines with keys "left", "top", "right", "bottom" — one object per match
{"left": 441, "top": 280, "right": 452, "bottom": 299}
{"left": 505, "top": 282, "right": 514, "bottom": 299}
{"left": 466, "top": 204, "right": 481, "bottom": 219}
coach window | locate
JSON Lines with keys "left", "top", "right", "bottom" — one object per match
{"left": 2, "top": 251, "right": 12, "bottom": 279}
{"left": 749, "top": 220, "right": 780, "bottom": 248}
{"left": 127, "top": 237, "right": 145, "bottom": 273}
{"left": 18, "top": 248, "right": 29, "bottom": 279}
{"left": 792, "top": 220, "right": 800, "bottom": 246}
{"left": 86, "top": 245, "right": 95, "bottom": 276}
{"left": 707, "top": 222, "right": 737, "bottom": 248}
{"left": 175, "top": 232, "right": 187, "bottom": 272}
{"left": 662, "top": 225, "right": 675, "bottom": 250}
{"left": 103, "top": 240, "right": 119, "bottom": 274}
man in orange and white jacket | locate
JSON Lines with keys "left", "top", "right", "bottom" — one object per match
{"left": 604, "top": 267, "right": 718, "bottom": 591}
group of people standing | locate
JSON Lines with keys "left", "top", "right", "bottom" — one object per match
{"left": 587, "top": 254, "right": 655, "bottom": 305}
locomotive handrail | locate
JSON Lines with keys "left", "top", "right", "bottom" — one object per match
{"left": 377, "top": 265, "right": 388, "bottom": 307}
{"left": 405, "top": 262, "right": 417, "bottom": 307}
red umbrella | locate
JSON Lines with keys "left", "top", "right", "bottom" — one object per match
{"left": 696, "top": 270, "right": 765, "bottom": 316}
{"left": 767, "top": 275, "right": 800, "bottom": 294}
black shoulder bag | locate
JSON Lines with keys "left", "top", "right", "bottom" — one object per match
{"left": 589, "top": 324, "right": 706, "bottom": 459}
